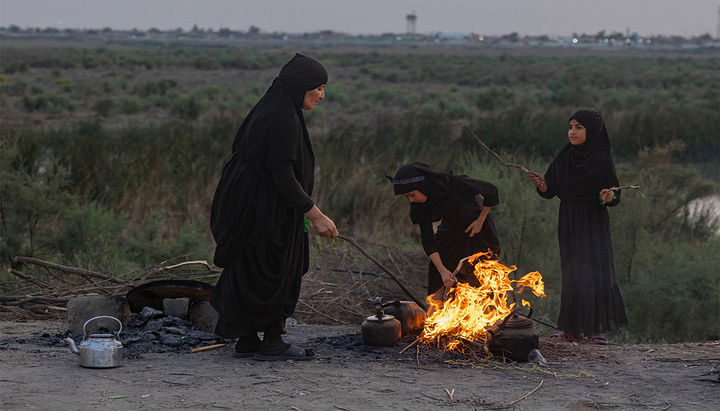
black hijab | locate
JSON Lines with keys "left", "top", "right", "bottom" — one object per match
{"left": 387, "top": 162, "right": 462, "bottom": 224}
{"left": 232, "top": 53, "right": 327, "bottom": 162}
{"left": 545, "top": 109, "right": 618, "bottom": 200}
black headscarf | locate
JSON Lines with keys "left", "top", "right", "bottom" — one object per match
{"left": 387, "top": 162, "right": 463, "bottom": 224}
{"left": 232, "top": 53, "right": 327, "bottom": 158}
{"left": 545, "top": 109, "right": 618, "bottom": 200}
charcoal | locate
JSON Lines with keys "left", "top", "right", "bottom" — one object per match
{"left": 144, "top": 319, "right": 163, "bottom": 332}
{"left": 188, "top": 330, "right": 218, "bottom": 341}
{"left": 162, "top": 316, "right": 190, "bottom": 327}
{"left": 127, "top": 307, "right": 164, "bottom": 327}
{"left": 164, "top": 326, "right": 186, "bottom": 335}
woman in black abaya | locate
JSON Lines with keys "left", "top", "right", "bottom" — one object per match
{"left": 387, "top": 162, "right": 501, "bottom": 297}
{"left": 528, "top": 109, "right": 628, "bottom": 344}
{"left": 210, "top": 54, "right": 338, "bottom": 361}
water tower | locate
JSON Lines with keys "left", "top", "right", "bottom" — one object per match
{"left": 406, "top": 12, "right": 417, "bottom": 35}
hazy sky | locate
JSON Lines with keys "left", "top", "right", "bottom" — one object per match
{"left": 1, "top": 0, "right": 718, "bottom": 38}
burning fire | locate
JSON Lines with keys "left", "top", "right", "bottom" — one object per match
{"left": 421, "top": 251, "right": 545, "bottom": 351}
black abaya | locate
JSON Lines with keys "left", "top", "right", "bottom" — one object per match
{"left": 539, "top": 110, "right": 628, "bottom": 336}
{"left": 388, "top": 163, "right": 501, "bottom": 295}
{"left": 209, "top": 54, "right": 326, "bottom": 338}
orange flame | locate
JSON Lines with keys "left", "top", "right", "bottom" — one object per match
{"left": 421, "top": 251, "right": 545, "bottom": 351}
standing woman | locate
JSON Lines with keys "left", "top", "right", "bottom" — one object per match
{"left": 528, "top": 109, "right": 628, "bottom": 344}
{"left": 387, "top": 162, "right": 501, "bottom": 297}
{"left": 210, "top": 54, "right": 338, "bottom": 361}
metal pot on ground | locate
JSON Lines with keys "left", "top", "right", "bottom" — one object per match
{"left": 362, "top": 297, "right": 402, "bottom": 347}
{"left": 382, "top": 300, "right": 426, "bottom": 337}
{"left": 65, "top": 316, "right": 124, "bottom": 368}
{"left": 486, "top": 310, "right": 539, "bottom": 362}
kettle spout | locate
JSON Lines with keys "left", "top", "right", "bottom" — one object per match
{"left": 64, "top": 337, "right": 79, "bottom": 354}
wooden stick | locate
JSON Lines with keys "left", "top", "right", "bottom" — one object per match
{"left": 14, "top": 256, "right": 126, "bottom": 284}
{"left": 338, "top": 235, "right": 428, "bottom": 312}
{"left": 399, "top": 336, "right": 422, "bottom": 354}
{"left": 445, "top": 388, "right": 455, "bottom": 402}
{"left": 465, "top": 126, "right": 532, "bottom": 174}
{"left": 509, "top": 380, "right": 544, "bottom": 405}
{"left": 609, "top": 185, "right": 646, "bottom": 197}
{"left": 190, "top": 343, "right": 227, "bottom": 353}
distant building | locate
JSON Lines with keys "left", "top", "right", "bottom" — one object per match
{"left": 406, "top": 12, "right": 417, "bottom": 35}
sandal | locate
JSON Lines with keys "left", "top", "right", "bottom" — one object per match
{"left": 550, "top": 331, "right": 582, "bottom": 342}
{"left": 254, "top": 344, "right": 315, "bottom": 361}
{"left": 587, "top": 334, "right": 609, "bottom": 345}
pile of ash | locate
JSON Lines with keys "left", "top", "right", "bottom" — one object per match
{"left": 63, "top": 307, "right": 227, "bottom": 358}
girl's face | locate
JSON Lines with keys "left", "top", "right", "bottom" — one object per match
{"left": 568, "top": 119, "right": 587, "bottom": 146}
{"left": 302, "top": 85, "right": 326, "bottom": 110}
{"left": 402, "top": 189, "right": 427, "bottom": 203}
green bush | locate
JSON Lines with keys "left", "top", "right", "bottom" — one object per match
{"left": 22, "top": 93, "right": 73, "bottom": 113}
{"left": 133, "top": 79, "right": 178, "bottom": 97}
{"left": 1, "top": 81, "right": 28, "bottom": 96}
{"left": 170, "top": 96, "right": 201, "bottom": 119}
{"left": 93, "top": 98, "right": 115, "bottom": 117}
{"left": 57, "top": 203, "right": 128, "bottom": 272}
{"left": 0, "top": 132, "right": 77, "bottom": 266}
{"left": 119, "top": 97, "right": 141, "bottom": 114}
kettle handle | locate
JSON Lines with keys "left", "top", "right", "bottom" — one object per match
{"left": 83, "top": 316, "right": 122, "bottom": 337}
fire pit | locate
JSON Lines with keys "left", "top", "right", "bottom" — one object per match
{"left": 420, "top": 251, "right": 545, "bottom": 361}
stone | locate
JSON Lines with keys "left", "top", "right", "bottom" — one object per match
{"left": 189, "top": 301, "right": 218, "bottom": 333}
{"left": 66, "top": 295, "right": 130, "bottom": 335}
{"left": 163, "top": 297, "right": 191, "bottom": 319}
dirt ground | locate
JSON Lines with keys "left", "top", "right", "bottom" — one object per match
{"left": 1, "top": 319, "right": 718, "bottom": 410}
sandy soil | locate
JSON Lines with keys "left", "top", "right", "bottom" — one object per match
{"left": 1, "top": 319, "right": 718, "bottom": 410}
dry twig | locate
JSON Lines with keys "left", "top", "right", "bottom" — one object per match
{"left": 399, "top": 336, "right": 422, "bottom": 354}
{"left": 508, "top": 380, "right": 544, "bottom": 405}
{"left": 609, "top": 185, "right": 646, "bottom": 197}
{"left": 14, "top": 256, "right": 125, "bottom": 283}
{"left": 465, "top": 126, "right": 533, "bottom": 174}
{"left": 190, "top": 343, "right": 228, "bottom": 353}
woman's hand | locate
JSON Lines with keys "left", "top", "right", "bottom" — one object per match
{"left": 528, "top": 171, "right": 547, "bottom": 192}
{"left": 465, "top": 206, "right": 490, "bottom": 237}
{"left": 600, "top": 189, "right": 615, "bottom": 204}
{"left": 305, "top": 206, "right": 339, "bottom": 239}
{"left": 440, "top": 267, "right": 456, "bottom": 289}
{"left": 429, "top": 253, "right": 456, "bottom": 289}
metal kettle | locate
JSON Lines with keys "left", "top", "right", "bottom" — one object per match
{"left": 64, "top": 316, "right": 124, "bottom": 368}
{"left": 361, "top": 297, "right": 402, "bottom": 347}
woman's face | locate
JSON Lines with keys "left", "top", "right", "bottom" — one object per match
{"left": 402, "top": 190, "right": 427, "bottom": 203}
{"left": 302, "top": 85, "right": 326, "bottom": 110}
{"left": 568, "top": 119, "right": 587, "bottom": 146}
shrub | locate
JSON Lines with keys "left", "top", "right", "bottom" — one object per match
{"left": 22, "top": 93, "right": 73, "bottom": 114}
{"left": 119, "top": 97, "right": 141, "bottom": 114}
{"left": 1, "top": 81, "right": 28, "bottom": 96}
{"left": 170, "top": 96, "right": 201, "bottom": 119}
{"left": 93, "top": 98, "right": 115, "bottom": 117}
{"left": 57, "top": 203, "right": 127, "bottom": 272}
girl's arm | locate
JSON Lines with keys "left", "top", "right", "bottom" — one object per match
{"left": 465, "top": 206, "right": 491, "bottom": 237}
